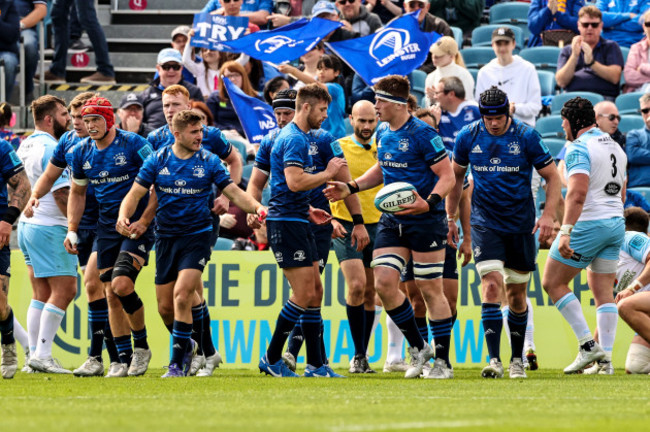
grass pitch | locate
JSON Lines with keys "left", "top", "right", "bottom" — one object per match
{"left": 1, "top": 368, "right": 648, "bottom": 431}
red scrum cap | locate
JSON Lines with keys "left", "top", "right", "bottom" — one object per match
{"left": 81, "top": 96, "right": 115, "bottom": 131}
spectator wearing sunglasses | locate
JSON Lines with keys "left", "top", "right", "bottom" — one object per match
{"left": 139, "top": 48, "right": 204, "bottom": 129}
{"left": 336, "top": 0, "right": 382, "bottom": 37}
{"left": 201, "top": 0, "right": 272, "bottom": 26}
{"left": 597, "top": 0, "right": 650, "bottom": 48}
{"left": 556, "top": 5, "right": 624, "bottom": 100}
{"left": 626, "top": 92, "right": 650, "bottom": 188}
{"left": 623, "top": 9, "right": 650, "bottom": 93}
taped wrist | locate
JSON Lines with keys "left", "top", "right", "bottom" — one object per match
{"left": 347, "top": 181, "right": 360, "bottom": 195}
{"left": 425, "top": 194, "right": 442, "bottom": 211}
{"left": 352, "top": 214, "right": 364, "bottom": 225}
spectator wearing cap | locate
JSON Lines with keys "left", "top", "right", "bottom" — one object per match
{"left": 0, "top": 0, "right": 19, "bottom": 100}
{"left": 424, "top": 36, "right": 475, "bottom": 107}
{"left": 170, "top": 25, "right": 199, "bottom": 85}
{"left": 475, "top": 27, "right": 541, "bottom": 126}
{"left": 625, "top": 93, "right": 650, "bottom": 188}
{"left": 527, "top": 0, "right": 584, "bottom": 47}
{"left": 202, "top": 0, "right": 271, "bottom": 27}
{"left": 116, "top": 93, "right": 154, "bottom": 138}
{"left": 597, "top": 0, "right": 649, "bottom": 48}
{"left": 397, "top": 0, "right": 453, "bottom": 74}
{"left": 44, "top": 0, "right": 116, "bottom": 84}
{"left": 139, "top": 48, "right": 203, "bottom": 129}
{"left": 336, "top": 0, "right": 382, "bottom": 37}
{"left": 556, "top": 5, "right": 624, "bottom": 100}
{"left": 311, "top": 1, "right": 359, "bottom": 42}
{"left": 430, "top": 0, "right": 482, "bottom": 38}
{"left": 624, "top": 9, "right": 650, "bottom": 93}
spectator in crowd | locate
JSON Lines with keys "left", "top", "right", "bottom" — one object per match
{"left": 209, "top": 0, "right": 261, "bottom": 32}
{"left": 140, "top": 48, "right": 203, "bottom": 129}
{"left": 399, "top": 0, "right": 453, "bottom": 74}
{"left": 0, "top": 0, "right": 19, "bottom": 101}
{"left": 191, "top": 100, "right": 215, "bottom": 126}
{"left": 597, "top": 0, "right": 649, "bottom": 48}
{"left": 277, "top": 42, "right": 325, "bottom": 90}
{"left": 475, "top": 27, "right": 542, "bottom": 126}
{"left": 263, "top": 76, "right": 291, "bottom": 104}
{"left": 170, "top": 25, "right": 199, "bottom": 85}
{"left": 267, "top": 0, "right": 318, "bottom": 27}
{"left": 0, "top": 103, "right": 21, "bottom": 149}
{"left": 414, "top": 107, "right": 437, "bottom": 128}
{"left": 336, "top": 0, "right": 382, "bottom": 36}
{"left": 556, "top": 5, "right": 624, "bottom": 100}
{"left": 626, "top": 93, "right": 650, "bottom": 188}
{"left": 430, "top": 0, "right": 484, "bottom": 38}
{"left": 202, "top": 0, "right": 272, "bottom": 26}
{"left": 429, "top": 76, "right": 480, "bottom": 152}
{"left": 365, "top": 0, "right": 403, "bottom": 24}
{"left": 116, "top": 93, "right": 154, "bottom": 138}
{"left": 317, "top": 55, "right": 346, "bottom": 139}
{"left": 623, "top": 9, "right": 650, "bottom": 93}
{"left": 206, "top": 60, "right": 261, "bottom": 142}
{"left": 311, "top": 1, "right": 359, "bottom": 42}
{"left": 15, "top": 0, "right": 46, "bottom": 96}
{"left": 527, "top": 0, "right": 584, "bottom": 47}
{"left": 183, "top": 30, "right": 223, "bottom": 98}
{"left": 424, "top": 36, "right": 475, "bottom": 107}
{"left": 232, "top": 224, "right": 269, "bottom": 251}
{"left": 45, "top": 0, "right": 116, "bottom": 84}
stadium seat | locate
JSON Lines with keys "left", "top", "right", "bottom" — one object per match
{"left": 618, "top": 115, "right": 645, "bottom": 133}
{"left": 537, "top": 70, "right": 556, "bottom": 97}
{"left": 229, "top": 138, "right": 247, "bottom": 164}
{"left": 410, "top": 69, "right": 427, "bottom": 95}
{"left": 519, "top": 46, "right": 561, "bottom": 71}
{"left": 460, "top": 47, "right": 496, "bottom": 69}
{"left": 535, "top": 115, "right": 564, "bottom": 138}
{"left": 550, "top": 92, "right": 604, "bottom": 114}
{"left": 629, "top": 187, "right": 650, "bottom": 201}
{"left": 467, "top": 67, "right": 479, "bottom": 83}
{"left": 542, "top": 137, "right": 567, "bottom": 159}
{"left": 214, "top": 237, "right": 235, "bottom": 250}
{"left": 242, "top": 163, "right": 254, "bottom": 180}
{"left": 621, "top": 46, "right": 630, "bottom": 64}
{"left": 471, "top": 25, "right": 524, "bottom": 52}
{"left": 344, "top": 117, "right": 353, "bottom": 135}
{"left": 488, "top": 2, "right": 531, "bottom": 40}
{"left": 450, "top": 26, "right": 463, "bottom": 49}
{"left": 615, "top": 92, "right": 644, "bottom": 115}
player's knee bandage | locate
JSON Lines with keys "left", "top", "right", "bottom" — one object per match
{"left": 504, "top": 268, "right": 531, "bottom": 285}
{"left": 587, "top": 258, "right": 618, "bottom": 274}
{"left": 413, "top": 261, "right": 443, "bottom": 280}
{"left": 99, "top": 270, "right": 112, "bottom": 283}
{"left": 117, "top": 291, "right": 144, "bottom": 315}
{"left": 112, "top": 251, "right": 142, "bottom": 283}
{"left": 475, "top": 260, "right": 505, "bottom": 278}
{"left": 371, "top": 254, "right": 406, "bottom": 273}
{"left": 625, "top": 343, "right": 650, "bottom": 374}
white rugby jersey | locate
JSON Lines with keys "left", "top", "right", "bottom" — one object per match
{"left": 564, "top": 127, "right": 627, "bottom": 222}
{"left": 616, "top": 231, "right": 650, "bottom": 293}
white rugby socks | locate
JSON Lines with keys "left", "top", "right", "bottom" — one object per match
{"left": 596, "top": 303, "right": 618, "bottom": 361}
{"left": 34, "top": 303, "right": 65, "bottom": 359}
{"left": 554, "top": 292, "right": 592, "bottom": 345}
{"left": 385, "top": 314, "right": 405, "bottom": 362}
{"left": 27, "top": 299, "right": 44, "bottom": 354}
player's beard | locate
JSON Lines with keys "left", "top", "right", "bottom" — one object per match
{"left": 53, "top": 117, "right": 70, "bottom": 140}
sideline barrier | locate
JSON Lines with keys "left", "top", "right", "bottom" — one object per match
{"left": 8, "top": 250, "right": 634, "bottom": 369}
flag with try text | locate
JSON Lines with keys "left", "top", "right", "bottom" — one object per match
{"left": 217, "top": 17, "right": 342, "bottom": 63}
{"left": 326, "top": 12, "right": 440, "bottom": 85}
{"left": 191, "top": 13, "right": 249, "bottom": 51}
{"left": 223, "top": 77, "right": 277, "bottom": 144}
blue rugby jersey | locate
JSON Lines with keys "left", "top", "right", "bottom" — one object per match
{"left": 70, "top": 129, "right": 154, "bottom": 228}
{"left": 454, "top": 118, "right": 553, "bottom": 233}
{"left": 147, "top": 124, "right": 233, "bottom": 159}
{"left": 136, "top": 146, "right": 232, "bottom": 237}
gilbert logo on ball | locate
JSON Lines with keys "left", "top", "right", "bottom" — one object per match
{"left": 70, "top": 53, "right": 90, "bottom": 68}
{"left": 129, "top": 0, "right": 147, "bottom": 11}
{"left": 374, "top": 182, "right": 416, "bottom": 213}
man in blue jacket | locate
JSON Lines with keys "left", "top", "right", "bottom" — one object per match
{"left": 528, "top": 0, "right": 585, "bottom": 47}
{"left": 597, "top": 0, "right": 650, "bottom": 48}
{"left": 626, "top": 92, "right": 650, "bottom": 188}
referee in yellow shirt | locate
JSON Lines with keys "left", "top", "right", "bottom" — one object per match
{"left": 330, "top": 100, "right": 383, "bottom": 374}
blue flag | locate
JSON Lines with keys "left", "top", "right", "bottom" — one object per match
{"left": 217, "top": 18, "right": 342, "bottom": 63}
{"left": 326, "top": 13, "right": 440, "bottom": 85}
{"left": 223, "top": 77, "right": 277, "bottom": 144}
{"left": 191, "top": 13, "right": 249, "bottom": 51}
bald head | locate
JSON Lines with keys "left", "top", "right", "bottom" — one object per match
{"left": 350, "top": 100, "right": 377, "bottom": 143}
{"left": 594, "top": 101, "right": 620, "bottom": 135}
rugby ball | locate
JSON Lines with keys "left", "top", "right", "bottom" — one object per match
{"left": 374, "top": 182, "right": 417, "bottom": 213}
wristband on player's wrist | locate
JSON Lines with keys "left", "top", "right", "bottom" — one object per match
{"left": 446, "top": 214, "right": 455, "bottom": 223}
{"left": 351, "top": 214, "right": 364, "bottom": 225}
{"left": 346, "top": 181, "right": 360, "bottom": 195}
{"left": 628, "top": 279, "right": 643, "bottom": 293}
{"left": 425, "top": 194, "right": 442, "bottom": 211}
{"left": 1, "top": 206, "right": 20, "bottom": 225}
{"left": 559, "top": 224, "right": 574, "bottom": 236}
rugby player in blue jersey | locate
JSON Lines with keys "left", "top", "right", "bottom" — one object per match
{"left": 250, "top": 89, "right": 368, "bottom": 373}
{"left": 119, "top": 110, "right": 266, "bottom": 377}
{"left": 25, "top": 92, "right": 124, "bottom": 377}
{"left": 258, "top": 84, "right": 348, "bottom": 378}
{"left": 447, "top": 87, "right": 561, "bottom": 379}
{"left": 66, "top": 97, "right": 156, "bottom": 377}
{"left": 325, "top": 75, "right": 456, "bottom": 379}
{"left": 0, "top": 138, "right": 31, "bottom": 379}
{"left": 148, "top": 85, "right": 240, "bottom": 376}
